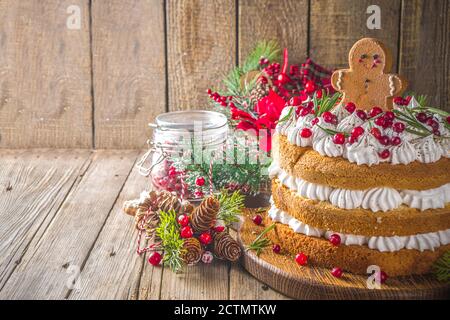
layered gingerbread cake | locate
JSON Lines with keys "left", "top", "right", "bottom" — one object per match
{"left": 266, "top": 38, "right": 450, "bottom": 277}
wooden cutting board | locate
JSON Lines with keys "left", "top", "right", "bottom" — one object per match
{"left": 237, "top": 208, "right": 450, "bottom": 300}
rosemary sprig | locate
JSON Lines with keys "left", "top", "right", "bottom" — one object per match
{"left": 217, "top": 190, "right": 245, "bottom": 226}
{"left": 277, "top": 107, "right": 293, "bottom": 123}
{"left": 314, "top": 92, "right": 342, "bottom": 117}
{"left": 433, "top": 251, "right": 450, "bottom": 283}
{"left": 247, "top": 223, "right": 275, "bottom": 256}
{"left": 392, "top": 109, "right": 432, "bottom": 137}
{"left": 316, "top": 124, "right": 350, "bottom": 137}
{"left": 156, "top": 210, "right": 185, "bottom": 273}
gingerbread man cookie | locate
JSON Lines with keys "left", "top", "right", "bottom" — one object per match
{"left": 331, "top": 38, "right": 408, "bottom": 111}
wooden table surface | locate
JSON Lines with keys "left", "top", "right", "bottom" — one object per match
{"left": 0, "top": 149, "right": 289, "bottom": 300}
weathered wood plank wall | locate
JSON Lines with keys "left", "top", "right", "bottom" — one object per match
{"left": 0, "top": 0, "right": 448, "bottom": 149}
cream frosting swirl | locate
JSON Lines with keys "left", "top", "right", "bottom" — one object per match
{"left": 268, "top": 202, "right": 450, "bottom": 252}
{"left": 269, "top": 163, "right": 450, "bottom": 212}
{"left": 413, "top": 135, "right": 443, "bottom": 163}
{"left": 390, "top": 140, "right": 417, "bottom": 165}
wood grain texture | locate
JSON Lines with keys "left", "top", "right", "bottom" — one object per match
{"left": 399, "top": 0, "right": 450, "bottom": 110}
{"left": 0, "top": 150, "right": 138, "bottom": 299}
{"left": 310, "top": 0, "right": 401, "bottom": 71}
{"left": 92, "top": 0, "right": 166, "bottom": 148}
{"left": 167, "top": 0, "right": 236, "bottom": 111}
{"left": 68, "top": 154, "right": 162, "bottom": 300}
{"left": 238, "top": 209, "right": 450, "bottom": 300}
{"left": 0, "top": 0, "right": 92, "bottom": 148}
{"left": 239, "top": 0, "right": 308, "bottom": 64}
{"left": 0, "top": 149, "right": 91, "bottom": 289}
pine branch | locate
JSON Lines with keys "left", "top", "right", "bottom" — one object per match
{"left": 433, "top": 251, "right": 450, "bottom": 283}
{"left": 218, "top": 190, "right": 245, "bottom": 226}
{"left": 247, "top": 223, "right": 275, "bottom": 256}
{"left": 242, "top": 40, "right": 281, "bottom": 73}
{"left": 156, "top": 210, "right": 185, "bottom": 273}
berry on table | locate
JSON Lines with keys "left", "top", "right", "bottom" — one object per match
{"left": 331, "top": 267, "right": 343, "bottom": 278}
{"left": 177, "top": 214, "right": 189, "bottom": 227}
{"left": 272, "top": 244, "right": 281, "bottom": 254}
{"left": 252, "top": 214, "right": 263, "bottom": 226}
{"left": 180, "top": 226, "right": 193, "bottom": 238}
{"left": 148, "top": 252, "right": 162, "bottom": 266}
{"left": 295, "top": 253, "right": 308, "bottom": 266}
{"left": 329, "top": 234, "right": 341, "bottom": 246}
{"left": 199, "top": 232, "right": 212, "bottom": 245}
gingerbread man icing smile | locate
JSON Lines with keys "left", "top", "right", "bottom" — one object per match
{"left": 331, "top": 38, "right": 408, "bottom": 111}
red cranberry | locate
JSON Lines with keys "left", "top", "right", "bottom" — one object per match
{"left": 207, "top": 88, "right": 212, "bottom": 95}
{"left": 351, "top": 126, "right": 364, "bottom": 137}
{"left": 391, "top": 136, "right": 402, "bottom": 146}
{"left": 447, "top": 116, "right": 450, "bottom": 124}
{"left": 384, "top": 111, "right": 395, "bottom": 121}
{"left": 378, "top": 271, "right": 388, "bottom": 284}
{"left": 300, "top": 128, "right": 312, "bottom": 138}
{"left": 433, "top": 129, "right": 441, "bottom": 136}
{"left": 356, "top": 110, "right": 367, "bottom": 120}
{"left": 180, "top": 226, "right": 193, "bottom": 238}
{"left": 295, "top": 253, "right": 308, "bottom": 266}
{"left": 290, "top": 96, "right": 302, "bottom": 106}
{"left": 148, "top": 252, "right": 162, "bottom": 266}
{"left": 311, "top": 117, "right": 319, "bottom": 126}
{"left": 349, "top": 135, "right": 357, "bottom": 144}
{"left": 371, "top": 127, "right": 381, "bottom": 138}
{"left": 331, "top": 267, "right": 343, "bottom": 278}
{"left": 393, "top": 96, "right": 403, "bottom": 105}
{"left": 305, "top": 80, "right": 316, "bottom": 93}
{"left": 329, "top": 234, "right": 341, "bottom": 246}
{"left": 168, "top": 167, "right": 178, "bottom": 177}
{"left": 382, "top": 119, "right": 393, "bottom": 129}
{"left": 177, "top": 214, "right": 189, "bottom": 227}
{"left": 416, "top": 112, "right": 428, "bottom": 123}
{"left": 345, "top": 102, "right": 356, "bottom": 114}
{"left": 369, "top": 106, "right": 383, "bottom": 118}
{"left": 199, "top": 232, "right": 212, "bottom": 245}
{"left": 379, "top": 149, "right": 391, "bottom": 159}
{"left": 278, "top": 73, "right": 291, "bottom": 85}
{"left": 322, "top": 111, "right": 334, "bottom": 123}
{"left": 378, "top": 135, "right": 390, "bottom": 146}
{"left": 393, "top": 122, "right": 405, "bottom": 133}
{"left": 374, "top": 117, "right": 385, "bottom": 127}
{"left": 272, "top": 244, "right": 281, "bottom": 254}
{"left": 332, "top": 133, "right": 346, "bottom": 145}
{"left": 315, "top": 90, "right": 323, "bottom": 99}
{"left": 194, "top": 190, "right": 204, "bottom": 198}
{"left": 300, "top": 107, "right": 311, "bottom": 117}
{"left": 195, "top": 176, "right": 205, "bottom": 186}
{"left": 214, "top": 225, "right": 225, "bottom": 233}
{"left": 426, "top": 118, "right": 439, "bottom": 130}
{"left": 252, "top": 214, "right": 263, "bottom": 226}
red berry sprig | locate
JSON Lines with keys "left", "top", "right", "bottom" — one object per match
{"left": 177, "top": 214, "right": 189, "bottom": 227}
{"left": 199, "top": 232, "right": 212, "bottom": 245}
{"left": 195, "top": 176, "right": 205, "bottom": 186}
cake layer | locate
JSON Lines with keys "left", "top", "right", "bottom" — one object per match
{"left": 272, "top": 179, "right": 450, "bottom": 237}
{"left": 270, "top": 162, "right": 449, "bottom": 212}
{"left": 274, "top": 134, "right": 450, "bottom": 191}
{"left": 264, "top": 215, "right": 450, "bottom": 276}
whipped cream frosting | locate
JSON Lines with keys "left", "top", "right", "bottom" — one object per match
{"left": 268, "top": 202, "right": 450, "bottom": 252}
{"left": 268, "top": 162, "right": 449, "bottom": 212}
{"left": 275, "top": 103, "right": 450, "bottom": 166}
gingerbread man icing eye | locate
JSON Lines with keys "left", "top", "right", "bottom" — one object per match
{"left": 331, "top": 38, "right": 408, "bottom": 110}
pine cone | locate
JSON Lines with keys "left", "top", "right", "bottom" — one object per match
{"left": 180, "top": 200, "right": 194, "bottom": 215}
{"left": 181, "top": 238, "right": 203, "bottom": 265}
{"left": 250, "top": 78, "right": 270, "bottom": 103}
{"left": 157, "top": 191, "right": 182, "bottom": 213}
{"left": 190, "top": 196, "right": 220, "bottom": 233}
{"left": 213, "top": 232, "right": 242, "bottom": 262}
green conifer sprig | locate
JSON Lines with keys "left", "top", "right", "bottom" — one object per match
{"left": 217, "top": 190, "right": 245, "bottom": 226}
{"left": 156, "top": 210, "right": 185, "bottom": 273}
{"left": 432, "top": 251, "right": 450, "bottom": 283}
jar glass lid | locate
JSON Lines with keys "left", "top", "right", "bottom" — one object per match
{"left": 153, "top": 110, "right": 227, "bottom": 131}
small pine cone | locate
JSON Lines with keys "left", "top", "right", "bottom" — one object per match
{"left": 157, "top": 191, "right": 182, "bottom": 213}
{"left": 123, "top": 199, "right": 140, "bottom": 216}
{"left": 123, "top": 190, "right": 156, "bottom": 216}
{"left": 181, "top": 238, "right": 203, "bottom": 265}
{"left": 190, "top": 196, "right": 220, "bottom": 233}
{"left": 180, "top": 200, "right": 194, "bottom": 215}
{"left": 213, "top": 232, "right": 242, "bottom": 262}
{"left": 250, "top": 79, "right": 270, "bottom": 103}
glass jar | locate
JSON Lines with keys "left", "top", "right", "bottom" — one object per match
{"left": 137, "top": 110, "right": 228, "bottom": 199}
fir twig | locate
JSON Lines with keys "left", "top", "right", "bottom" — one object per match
{"left": 247, "top": 223, "right": 275, "bottom": 256}
{"left": 432, "top": 251, "right": 450, "bottom": 283}
{"left": 313, "top": 91, "right": 342, "bottom": 117}
{"left": 242, "top": 40, "right": 281, "bottom": 74}
{"left": 156, "top": 210, "right": 185, "bottom": 273}
{"left": 316, "top": 125, "right": 349, "bottom": 137}
{"left": 218, "top": 190, "right": 245, "bottom": 226}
